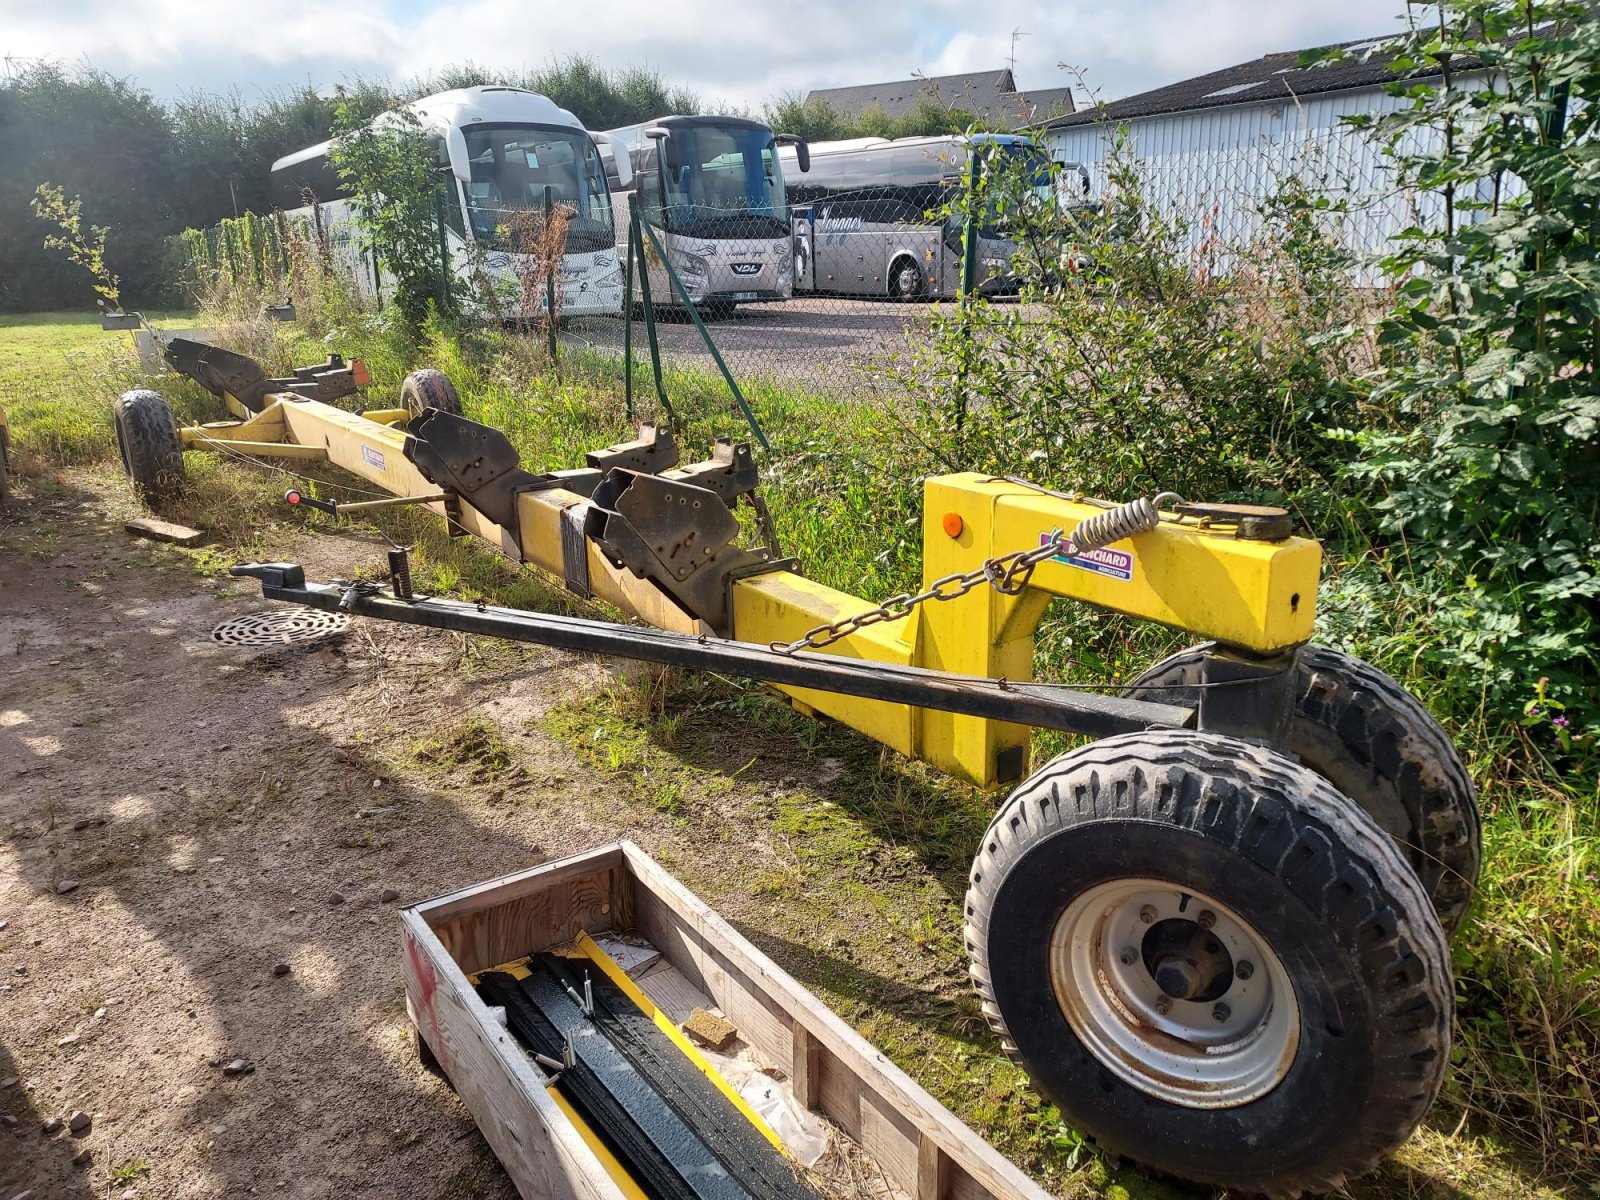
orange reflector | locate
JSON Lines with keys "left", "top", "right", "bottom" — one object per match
{"left": 351, "top": 360, "right": 371, "bottom": 388}
{"left": 942, "top": 512, "right": 964, "bottom": 538}
{"left": 285, "top": 490, "right": 302, "bottom": 505}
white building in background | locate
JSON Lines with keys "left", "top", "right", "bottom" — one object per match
{"left": 1040, "top": 36, "right": 1471, "bottom": 278}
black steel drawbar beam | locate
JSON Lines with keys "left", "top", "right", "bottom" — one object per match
{"left": 229, "top": 563, "right": 1195, "bottom": 739}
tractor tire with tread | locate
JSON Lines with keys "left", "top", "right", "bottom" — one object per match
{"left": 965, "top": 729, "right": 1452, "bottom": 1197}
{"left": 400, "top": 369, "right": 463, "bottom": 419}
{"left": 114, "top": 389, "right": 185, "bottom": 506}
{"left": 0, "top": 423, "right": 11, "bottom": 507}
{"left": 1126, "top": 643, "right": 1480, "bottom": 933}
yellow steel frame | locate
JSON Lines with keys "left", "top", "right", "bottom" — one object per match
{"left": 180, "top": 393, "right": 1322, "bottom": 789}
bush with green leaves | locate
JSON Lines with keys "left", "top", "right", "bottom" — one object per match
{"left": 1331, "top": 0, "right": 1599, "bottom": 748}
{"left": 898, "top": 134, "right": 1368, "bottom": 527}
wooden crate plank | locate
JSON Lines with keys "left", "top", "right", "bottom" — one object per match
{"left": 400, "top": 911, "right": 627, "bottom": 1200}
{"left": 791, "top": 1024, "right": 823, "bottom": 1109}
{"left": 125, "top": 517, "right": 205, "bottom": 547}
{"left": 918, "top": 1132, "right": 948, "bottom": 1200}
{"left": 415, "top": 844, "right": 624, "bottom": 927}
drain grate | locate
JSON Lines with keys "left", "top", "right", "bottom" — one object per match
{"left": 211, "top": 608, "right": 351, "bottom": 648}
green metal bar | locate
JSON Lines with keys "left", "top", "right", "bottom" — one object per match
{"left": 435, "top": 190, "right": 452, "bottom": 315}
{"left": 637, "top": 217, "right": 770, "bottom": 453}
{"left": 623, "top": 203, "right": 636, "bottom": 420}
{"left": 543, "top": 185, "right": 559, "bottom": 362}
{"left": 632, "top": 211, "right": 672, "bottom": 422}
{"left": 955, "top": 148, "right": 983, "bottom": 433}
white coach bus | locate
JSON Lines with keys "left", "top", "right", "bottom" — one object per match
{"left": 270, "top": 86, "right": 633, "bottom": 319}
{"left": 779, "top": 132, "right": 1054, "bottom": 299}
{"left": 599, "top": 115, "right": 809, "bottom": 316}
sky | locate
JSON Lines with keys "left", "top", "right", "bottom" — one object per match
{"left": 0, "top": 0, "right": 1419, "bottom": 112}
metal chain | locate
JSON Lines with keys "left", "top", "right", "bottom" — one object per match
{"left": 769, "top": 493, "right": 1178, "bottom": 656}
{"left": 770, "top": 529, "right": 1071, "bottom": 654}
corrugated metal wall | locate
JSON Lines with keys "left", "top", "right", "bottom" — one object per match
{"left": 1044, "top": 85, "right": 1488, "bottom": 283}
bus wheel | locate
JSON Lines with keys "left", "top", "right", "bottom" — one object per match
{"left": 400, "top": 369, "right": 463, "bottom": 419}
{"left": 114, "top": 389, "right": 186, "bottom": 507}
{"left": 1126, "top": 643, "right": 1480, "bottom": 934}
{"left": 965, "top": 729, "right": 1451, "bottom": 1196}
{"left": 889, "top": 258, "right": 923, "bottom": 300}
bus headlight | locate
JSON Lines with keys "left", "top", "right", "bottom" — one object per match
{"left": 670, "top": 252, "right": 709, "bottom": 294}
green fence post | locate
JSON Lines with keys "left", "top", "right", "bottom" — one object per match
{"left": 955, "top": 149, "right": 982, "bottom": 433}
{"left": 543, "top": 185, "right": 559, "bottom": 362}
{"left": 623, "top": 206, "right": 636, "bottom": 420}
{"left": 632, "top": 211, "right": 673, "bottom": 423}
{"left": 435, "top": 189, "right": 453, "bottom": 315}
{"left": 637, "top": 218, "right": 770, "bottom": 453}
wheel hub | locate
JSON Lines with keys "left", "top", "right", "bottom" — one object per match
{"left": 1049, "top": 879, "right": 1301, "bottom": 1108}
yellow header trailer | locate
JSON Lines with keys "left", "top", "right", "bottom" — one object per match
{"left": 117, "top": 340, "right": 1477, "bottom": 1198}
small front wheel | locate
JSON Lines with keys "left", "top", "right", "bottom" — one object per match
{"left": 114, "top": 389, "right": 185, "bottom": 506}
{"left": 400, "top": 369, "right": 463, "bottom": 419}
{"left": 965, "top": 729, "right": 1451, "bottom": 1196}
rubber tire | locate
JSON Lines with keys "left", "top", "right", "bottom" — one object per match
{"left": 965, "top": 729, "right": 1451, "bottom": 1197}
{"left": 0, "top": 423, "right": 11, "bottom": 507}
{"left": 114, "top": 389, "right": 185, "bottom": 506}
{"left": 889, "top": 257, "right": 923, "bottom": 300}
{"left": 1125, "top": 643, "right": 1480, "bottom": 934}
{"left": 400, "top": 369, "right": 463, "bottom": 419}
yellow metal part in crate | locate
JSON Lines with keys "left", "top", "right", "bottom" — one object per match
{"left": 731, "top": 474, "right": 1321, "bottom": 790}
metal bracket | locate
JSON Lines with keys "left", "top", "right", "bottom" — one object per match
{"left": 163, "top": 338, "right": 363, "bottom": 412}
{"left": 404, "top": 409, "right": 555, "bottom": 533}
{"left": 1193, "top": 645, "right": 1301, "bottom": 753}
{"left": 585, "top": 468, "right": 775, "bottom": 633}
{"left": 585, "top": 423, "right": 679, "bottom": 476}
{"left": 661, "top": 439, "right": 759, "bottom": 508}
{"left": 1174, "top": 502, "right": 1294, "bottom": 542}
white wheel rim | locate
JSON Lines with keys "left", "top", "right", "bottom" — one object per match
{"left": 1049, "top": 879, "right": 1300, "bottom": 1108}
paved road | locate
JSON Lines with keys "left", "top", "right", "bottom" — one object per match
{"left": 561, "top": 295, "right": 942, "bottom": 395}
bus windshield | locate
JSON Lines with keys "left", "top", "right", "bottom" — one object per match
{"left": 645, "top": 123, "right": 789, "bottom": 237}
{"left": 462, "top": 124, "right": 615, "bottom": 254}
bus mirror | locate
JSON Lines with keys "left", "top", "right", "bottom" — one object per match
{"left": 775, "top": 133, "right": 810, "bottom": 173}
{"left": 445, "top": 127, "right": 472, "bottom": 183}
{"left": 599, "top": 134, "right": 633, "bottom": 188}
{"left": 644, "top": 127, "right": 680, "bottom": 172}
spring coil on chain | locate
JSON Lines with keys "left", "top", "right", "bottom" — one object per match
{"left": 1066, "top": 492, "right": 1183, "bottom": 557}
{"left": 772, "top": 492, "right": 1183, "bottom": 655}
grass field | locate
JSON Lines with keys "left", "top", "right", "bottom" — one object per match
{"left": 1, "top": 309, "right": 1592, "bottom": 1200}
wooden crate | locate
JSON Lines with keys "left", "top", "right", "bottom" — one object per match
{"left": 402, "top": 841, "right": 1051, "bottom": 1200}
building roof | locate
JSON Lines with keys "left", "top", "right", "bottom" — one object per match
{"left": 807, "top": 69, "right": 1075, "bottom": 131}
{"left": 1045, "top": 34, "right": 1435, "bottom": 128}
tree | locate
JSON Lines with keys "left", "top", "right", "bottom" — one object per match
{"left": 0, "top": 63, "right": 178, "bottom": 309}
{"left": 329, "top": 97, "right": 449, "bottom": 330}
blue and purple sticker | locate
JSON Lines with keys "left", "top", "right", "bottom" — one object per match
{"left": 1042, "top": 533, "right": 1134, "bottom": 582}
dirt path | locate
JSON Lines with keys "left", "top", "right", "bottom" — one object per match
{"left": 0, "top": 472, "right": 988, "bottom": 1200}
{"left": 0, "top": 476, "right": 737, "bottom": 1198}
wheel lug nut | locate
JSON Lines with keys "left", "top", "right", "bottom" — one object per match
{"left": 1212, "top": 1003, "right": 1230, "bottom": 1022}
{"left": 1197, "top": 909, "right": 1216, "bottom": 930}
{"left": 1119, "top": 946, "right": 1138, "bottom": 966}
{"left": 1155, "top": 996, "right": 1171, "bottom": 1014}
{"left": 1139, "top": 905, "right": 1157, "bottom": 925}
{"left": 1236, "top": 961, "right": 1254, "bottom": 981}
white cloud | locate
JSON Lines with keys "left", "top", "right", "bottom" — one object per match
{"left": 0, "top": 0, "right": 1415, "bottom": 112}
